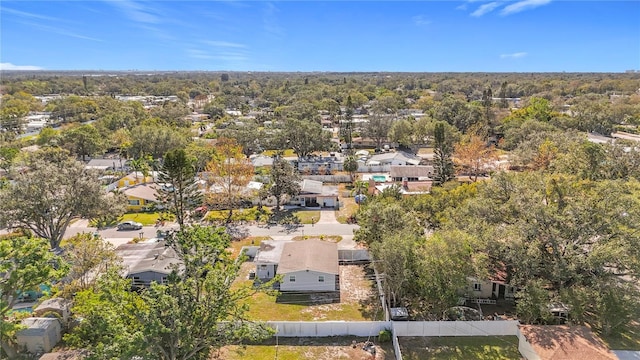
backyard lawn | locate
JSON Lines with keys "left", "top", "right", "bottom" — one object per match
{"left": 217, "top": 337, "right": 395, "bottom": 360}
{"left": 233, "top": 263, "right": 382, "bottom": 321}
{"left": 399, "top": 336, "right": 521, "bottom": 360}
{"left": 228, "top": 236, "right": 272, "bottom": 259}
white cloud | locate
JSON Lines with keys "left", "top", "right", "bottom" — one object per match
{"left": 412, "top": 15, "right": 431, "bottom": 26}
{"left": 106, "top": 0, "right": 161, "bottom": 24}
{"left": 0, "top": 63, "right": 43, "bottom": 70}
{"left": 1, "top": 7, "right": 59, "bottom": 21}
{"left": 203, "top": 40, "right": 247, "bottom": 49}
{"left": 500, "top": 52, "right": 527, "bottom": 59}
{"left": 501, "top": 0, "right": 552, "bottom": 15}
{"left": 471, "top": 2, "right": 501, "bottom": 17}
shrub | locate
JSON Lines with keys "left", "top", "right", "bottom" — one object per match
{"left": 378, "top": 329, "right": 392, "bottom": 343}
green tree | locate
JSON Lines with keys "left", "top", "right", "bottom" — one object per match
{"left": 0, "top": 147, "right": 19, "bottom": 173}
{"left": 129, "top": 124, "right": 189, "bottom": 159}
{"left": 343, "top": 155, "right": 359, "bottom": 182}
{"left": 432, "top": 121, "right": 455, "bottom": 185}
{"left": 1, "top": 235, "right": 63, "bottom": 357}
{"left": 363, "top": 114, "right": 393, "bottom": 150}
{"left": 0, "top": 150, "right": 126, "bottom": 249}
{"left": 158, "top": 149, "right": 202, "bottom": 229}
{"left": 206, "top": 139, "right": 254, "bottom": 220}
{"left": 267, "top": 155, "right": 301, "bottom": 211}
{"left": 36, "top": 127, "right": 61, "bottom": 147}
{"left": 62, "top": 124, "right": 106, "bottom": 161}
{"left": 279, "top": 118, "right": 333, "bottom": 158}
{"left": 61, "top": 233, "right": 118, "bottom": 294}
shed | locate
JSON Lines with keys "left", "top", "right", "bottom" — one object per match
{"left": 34, "top": 298, "right": 72, "bottom": 322}
{"left": 16, "top": 317, "right": 62, "bottom": 354}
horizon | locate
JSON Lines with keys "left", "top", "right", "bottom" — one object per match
{"left": 1, "top": 1, "right": 639, "bottom": 72}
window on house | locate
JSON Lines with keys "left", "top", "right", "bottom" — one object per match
{"left": 318, "top": 275, "right": 325, "bottom": 283}
{"left": 473, "top": 283, "right": 482, "bottom": 291}
{"left": 289, "top": 275, "right": 296, "bottom": 282}
{"left": 162, "top": 276, "right": 167, "bottom": 283}
{"left": 260, "top": 265, "right": 267, "bottom": 269}
{"left": 129, "top": 199, "right": 140, "bottom": 205}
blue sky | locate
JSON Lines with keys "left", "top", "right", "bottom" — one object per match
{"left": 1, "top": 1, "right": 639, "bottom": 72}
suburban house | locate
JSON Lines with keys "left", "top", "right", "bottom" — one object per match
{"left": 114, "top": 171, "right": 159, "bottom": 189}
{"left": 517, "top": 325, "right": 616, "bottom": 360}
{"left": 358, "top": 150, "right": 422, "bottom": 172}
{"left": 462, "top": 276, "right": 516, "bottom": 304}
{"left": 254, "top": 239, "right": 340, "bottom": 292}
{"left": 122, "top": 183, "right": 160, "bottom": 211}
{"left": 250, "top": 154, "right": 274, "bottom": 170}
{"left": 15, "top": 317, "right": 62, "bottom": 354}
{"left": 390, "top": 165, "right": 434, "bottom": 182}
{"left": 294, "top": 156, "right": 344, "bottom": 174}
{"left": 115, "top": 241, "right": 182, "bottom": 288}
{"left": 289, "top": 179, "right": 339, "bottom": 208}
{"left": 85, "top": 158, "right": 129, "bottom": 172}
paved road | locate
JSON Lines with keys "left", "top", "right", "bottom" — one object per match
{"left": 64, "top": 222, "right": 359, "bottom": 240}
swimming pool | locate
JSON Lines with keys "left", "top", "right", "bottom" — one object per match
{"left": 372, "top": 175, "right": 386, "bottom": 182}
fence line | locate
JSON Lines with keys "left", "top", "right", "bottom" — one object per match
{"left": 266, "top": 321, "right": 390, "bottom": 337}
{"left": 392, "top": 335, "right": 403, "bottom": 360}
{"left": 392, "top": 320, "right": 519, "bottom": 337}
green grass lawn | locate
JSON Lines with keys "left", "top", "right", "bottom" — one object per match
{"left": 336, "top": 196, "right": 359, "bottom": 224}
{"left": 601, "top": 321, "right": 640, "bottom": 350}
{"left": 204, "top": 207, "right": 272, "bottom": 223}
{"left": 218, "top": 337, "right": 395, "bottom": 360}
{"left": 263, "top": 149, "right": 296, "bottom": 157}
{"left": 291, "top": 210, "right": 320, "bottom": 224}
{"left": 400, "top": 336, "right": 521, "bottom": 360}
{"left": 119, "top": 212, "right": 171, "bottom": 226}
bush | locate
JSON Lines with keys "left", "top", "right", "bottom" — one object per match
{"left": 378, "top": 329, "right": 392, "bottom": 343}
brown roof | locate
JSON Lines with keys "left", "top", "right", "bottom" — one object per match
{"left": 123, "top": 183, "right": 159, "bottom": 202}
{"left": 277, "top": 239, "right": 339, "bottom": 275}
{"left": 519, "top": 325, "right": 616, "bottom": 360}
{"left": 390, "top": 165, "right": 434, "bottom": 178}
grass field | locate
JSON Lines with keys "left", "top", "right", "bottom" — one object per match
{"left": 399, "top": 336, "right": 521, "bottom": 360}
{"left": 217, "top": 337, "right": 395, "bottom": 360}
{"left": 228, "top": 236, "right": 272, "bottom": 259}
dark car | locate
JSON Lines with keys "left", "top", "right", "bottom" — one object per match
{"left": 117, "top": 220, "right": 143, "bottom": 230}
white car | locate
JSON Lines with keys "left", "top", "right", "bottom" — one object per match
{"left": 117, "top": 220, "right": 143, "bottom": 230}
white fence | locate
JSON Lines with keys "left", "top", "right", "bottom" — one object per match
{"left": 266, "top": 321, "right": 390, "bottom": 337}
{"left": 392, "top": 320, "right": 519, "bottom": 337}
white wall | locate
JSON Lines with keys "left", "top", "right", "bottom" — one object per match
{"left": 517, "top": 328, "right": 540, "bottom": 360}
{"left": 280, "top": 270, "right": 336, "bottom": 292}
{"left": 392, "top": 320, "right": 519, "bottom": 337}
{"left": 256, "top": 263, "right": 277, "bottom": 280}
{"left": 267, "top": 321, "right": 390, "bottom": 337}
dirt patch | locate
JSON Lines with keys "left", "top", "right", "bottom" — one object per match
{"left": 215, "top": 337, "right": 395, "bottom": 360}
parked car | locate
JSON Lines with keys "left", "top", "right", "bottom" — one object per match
{"left": 117, "top": 220, "right": 143, "bottom": 230}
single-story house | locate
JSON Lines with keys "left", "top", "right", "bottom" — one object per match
{"left": 122, "top": 183, "right": 160, "bottom": 211}
{"left": 250, "top": 154, "right": 274, "bottom": 169}
{"left": 368, "top": 151, "right": 421, "bottom": 166}
{"left": 294, "top": 156, "right": 344, "bottom": 174}
{"left": 390, "top": 165, "right": 434, "bottom": 182}
{"left": 115, "top": 241, "right": 182, "bottom": 288}
{"left": 254, "top": 240, "right": 291, "bottom": 281}
{"left": 114, "top": 171, "right": 159, "bottom": 189}
{"left": 278, "top": 239, "right": 339, "bottom": 292}
{"left": 85, "top": 158, "right": 129, "bottom": 172}
{"left": 16, "top": 317, "right": 62, "bottom": 354}
{"left": 34, "top": 298, "right": 72, "bottom": 322}
{"left": 517, "top": 325, "right": 616, "bottom": 360}
{"left": 289, "top": 179, "right": 339, "bottom": 208}
{"left": 464, "top": 276, "right": 516, "bottom": 303}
